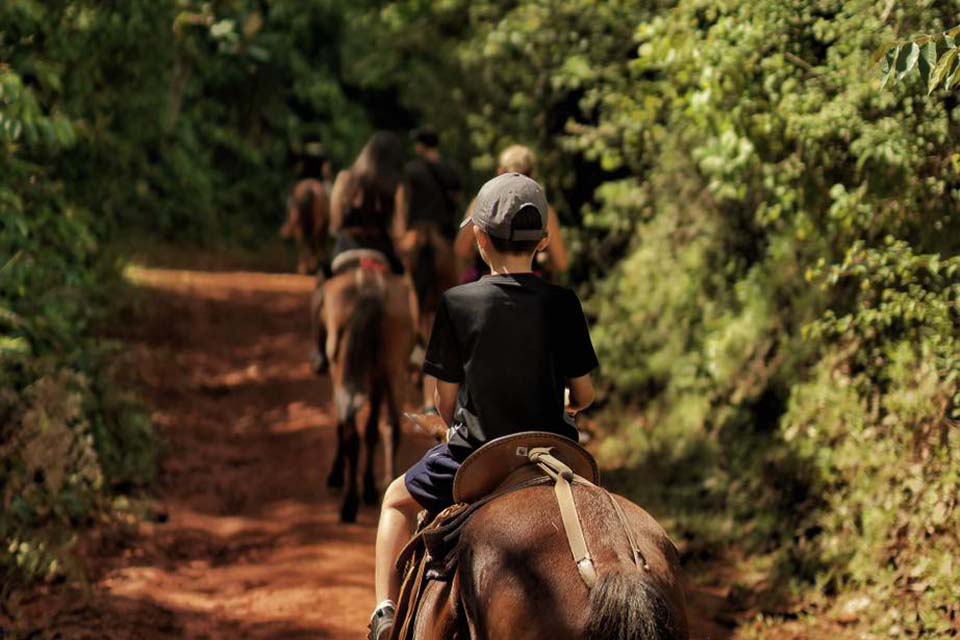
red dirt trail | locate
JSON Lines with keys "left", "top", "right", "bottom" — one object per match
{"left": 7, "top": 268, "right": 734, "bottom": 639}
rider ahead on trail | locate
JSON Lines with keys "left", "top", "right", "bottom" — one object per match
{"left": 281, "top": 147, "right": 331, "bottom": 275}
{"left": 455, "top": 144, "right": 570, "bottom": 283}
{"left": 405, "top": 127, "right": 462, "bottom": 238}
{"left": 368, "top": 173, "right": 599, "bottom": 640}
{"left": 329, "top": 131, "right": 407, "bottom": 275}
{"left": 311, "top": 132, "right": 409, "bottom": 374}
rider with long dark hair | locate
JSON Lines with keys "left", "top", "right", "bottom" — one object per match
{"left": 329, "top": 131, "right": 408, "bottom": 274}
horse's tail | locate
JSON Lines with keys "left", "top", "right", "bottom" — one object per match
{"left": 342, "top": 282, "right": 383, "bottom": 394}
{"left": 584, "top": 571, "right": 680, "bottom": 640}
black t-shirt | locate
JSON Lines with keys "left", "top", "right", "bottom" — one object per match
{"left": 405, "top": 158, "right": 462, "bottom": 232}
{"left": 423, "top": 273, "right": 599, "bottom": 460}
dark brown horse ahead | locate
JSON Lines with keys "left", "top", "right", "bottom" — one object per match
{"left": 394, "top": 419, "right": 689, "bottom": 639}
{"left": 318, "top": 259, "right": 416, "bottom": 521}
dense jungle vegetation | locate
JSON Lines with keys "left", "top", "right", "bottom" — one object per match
{"left": 2, "top": 0, "right": 958, "bottom": 635}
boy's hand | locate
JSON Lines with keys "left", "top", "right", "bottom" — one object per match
{"left": 566, "top": 374, "right": 595, "bottom": 415}
{"left": 404, "top": 413, "right": 449, "bottom": 443}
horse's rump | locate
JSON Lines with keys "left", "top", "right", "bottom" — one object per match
{"left": 394, "top": 481, "right": 689, "bottom": 639}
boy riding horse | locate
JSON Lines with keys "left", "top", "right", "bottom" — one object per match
{"left": 369, "top": 173, "right": 598, "bottom": 639}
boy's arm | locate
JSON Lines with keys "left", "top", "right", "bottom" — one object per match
{"left": 566, "top": 374, "right": 595, "bottom": 416}
{"left": 435, "top": 380, "right": 461, "bottom": 426}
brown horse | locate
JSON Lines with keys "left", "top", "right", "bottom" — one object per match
{"left": 395, "top": 417, "right": 689, "bottom": 639}
{"left": 317, "top": 258, "right": 416, "bottom": 522}
{"left": 401, "top": 488, "right": 688, "bottom": 639}
{"left": 402, "top": 223, "right": 457, "bottom": 326}
{"left": 281, "top": 178, "right": 329, "bottom": 274}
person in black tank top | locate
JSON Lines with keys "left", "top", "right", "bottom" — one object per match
{"left": 367, "top": 174, "right": 598, "bottom": 640}
{"left": 329, "top": 131, "right": 407, "bottom": 274}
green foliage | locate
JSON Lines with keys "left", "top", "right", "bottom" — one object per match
{"left": 1, "top": 3, "right": 157, "bottom": 589}
{"left": 785, "top": 241, "right": 959, "bottom": 631}
{"left": 163, "top": 0, "right": 372, "bottom": 241}
{"left": 578, "top": 1, "right": 959, "bottom": 632}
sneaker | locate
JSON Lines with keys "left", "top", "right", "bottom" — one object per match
{"left": 368, "top": 600, "right": 396, "bottom": 640}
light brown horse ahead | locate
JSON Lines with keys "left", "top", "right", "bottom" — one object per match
{"left": 396, "top": 418, "right": 689, "bottom": 640}
{"left": 317, "top": 258, "right": 416, "bottom": 522}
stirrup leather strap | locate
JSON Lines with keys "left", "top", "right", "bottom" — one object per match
{"left": 528, "top": 447, "right": 598, "bottom": 589}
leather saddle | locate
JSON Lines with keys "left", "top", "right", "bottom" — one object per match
{"left": 331, "top": 248, "right": 389, "bottom": 275}
{"left": 454, "top": 431, "right": 599, "bottom": 503}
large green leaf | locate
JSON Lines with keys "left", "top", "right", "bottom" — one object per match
{"left": 929, "top": 47, "right": 959, "bottom": 94}
{"left": 897, "top": 42, "right": 920, "bottom": 82}
{"left": 881, "top": 46, "right": 899, "bottom": 89}
{"left": 918, "top": 40, "right": 937, "bottom": 85}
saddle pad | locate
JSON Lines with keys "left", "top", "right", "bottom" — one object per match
{"left": 331, "top": 248, "right": 389, "bottom": 274}
{"left": 453, "top": 431, "right": 599, "bottom": 503}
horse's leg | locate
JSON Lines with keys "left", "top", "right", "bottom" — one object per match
{"left": 309, "top": 284, "right": 329, "bottom": 375}
{"left": 362, "top": 379, "right": 384, "bottom": 505}
{"left": 340, "top": 410, "right": 361, "bottom": 523}
{"left": 326, "top": 419, "right": 345, "bottom": 489}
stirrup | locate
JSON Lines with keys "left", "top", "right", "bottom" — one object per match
{"left": 368, "top": 601, "right": 396, "bottom": 640}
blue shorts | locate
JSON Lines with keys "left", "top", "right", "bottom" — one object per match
{"left": 404, "top": 443, "right": 461, "bottom": 515}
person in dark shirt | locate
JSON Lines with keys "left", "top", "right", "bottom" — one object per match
{"left": 367, "top": 173, "right": 598, "bottom": 640}
{"left": 402, "top": 127, "right": 464, "bottom": 413}
{"left": 404, "top": 127, "right": 462, "bottom": 235}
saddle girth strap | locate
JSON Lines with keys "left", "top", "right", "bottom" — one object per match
{"left": 528, "top": 448, "right": 598, "bottom": 590}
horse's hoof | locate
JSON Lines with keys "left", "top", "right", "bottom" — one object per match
{"left": 340, "top": 500, "right": 359, "bottom": 523}
{"left": 327, "top": 471, "right": 344, "bottom": 490}
{"left": 310, "top": 351, "right": 328, "bottom": 375}
{"left": 363, "top": 485, "right": 380, "bottom": 506}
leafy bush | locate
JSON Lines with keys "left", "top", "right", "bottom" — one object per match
{"left": 1, "top": 9, "right": 156, "bottom": 589}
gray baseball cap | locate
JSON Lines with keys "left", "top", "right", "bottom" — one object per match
{"left": 461, "top": 172, "right": 548, "bottom": 241}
